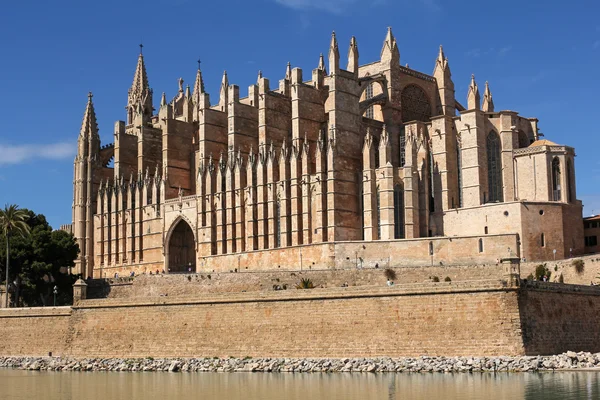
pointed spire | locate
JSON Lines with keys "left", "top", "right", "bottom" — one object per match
{"left": 437, "top": 45, "right": 445, "bottom": 63}
{"left": 185, "top": 84, "right": 191, "bottom": 99}
{"left": 328, "top": 31, "right": 340, "bottom": 74}
{"left": 285, "top": 62, "right": 292, "bottom": 80}
{"left": 130, "top": 51, "right": 150, "bottom": 99}
{"left": 381, "top": 27, "right": 400, "bottom": 64}
{"left": 160, "top": 92, "right": 167, "bottom": 107}
{"left": 482, "top": 81, "right": 494, "bottom": 112}
{"left": 219, "top": 70, "right": 229, "bottom": 109}
{"left": 347, "top": 36, "right": 359, "bottom": 75}
{"left": 257, "top": 70, "right": 263, "bottom": 82}
{"left": 193, "top": 59, "right": 205, "bottom": 102}
{"left": 467, "top": 74, "right": 481, "bottom": 110}
{"left": 318, "top": 53, "right": 326, "bottom": 73}
{"left": 80, "top": 92, "right": 99, "bottom": 138}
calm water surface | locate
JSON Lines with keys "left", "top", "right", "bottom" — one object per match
{"left": 2, "top": 370, "right": 600, "bottom": 400}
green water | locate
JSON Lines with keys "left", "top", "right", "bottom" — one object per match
{"left": 2, "top": 370, "right": 600, "bottom": 399}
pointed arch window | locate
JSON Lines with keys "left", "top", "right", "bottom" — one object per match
{"left": 376, "top": 185, "right": 381, "bottom": 240}
{"left": 275, "top": 199, "right": 281, "bottom": 248}
{"left": 457, "top": 139, "right": 463, "bottom": 207}
{"left": 552, "top": 157, "right": 561, "bottom": 202}
{"left": 399, "top": 126, "right": 406, "bottom": 167}
{"left": 365, "top": 83, "right": 374, "bottom": 119}
{"left": 393, "top": 185, "right": 405, "bottom": 239}
{"left": 486, "top": 131, "right": 503, "bottom": 202}
{"left": 567, "top": 159, "right": 573, "bottom": 203}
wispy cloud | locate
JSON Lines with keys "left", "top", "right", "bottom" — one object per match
{"left": 274, "top": 0, "right": 439, "bottom": 14}
{"left": 466, "top": 46, "right": 512, "bottom": 58}
{"left": 0, "top": 142, "right": 75, "bottom": 165}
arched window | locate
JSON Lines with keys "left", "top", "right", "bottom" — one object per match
{"left": 376, "top": 185, "right": 381, "bottom": 240}
{"left": 486, "top": 131, "right": 503, "bottom": 202}
{"left": 393, "top": 185, "right": 405, "bottom": 239}
{"left": 552, "top": 157, "right": 561, "bottom": 201}
{"left": 457, "top": 139, "right": 463, "bottom": 207}
{"left": 399, "top": 126, "right": 406, "bottom": 167}
{"left": 540, "top": 233, "right": 545, "bottom": 247}
{"left": 478, "top": 238, "right": 484, "bottom": 253}
{"left": 567, "top": 159, "right": 573, "bottom": 203}
{"left": 275, "top": 199, "right": 281, "bottom": 247}
{"left": 373, "top": 136, "right": 380, "bottom": 169}
{"left": 401, "top": 85, "right": 432, "bottom": 123}
{"left": 365, "top": 83, "right": 374, "bottom": 119}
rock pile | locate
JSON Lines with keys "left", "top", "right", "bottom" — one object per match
{"left": 1, "top": 352, "right": 599, "bottom": 373}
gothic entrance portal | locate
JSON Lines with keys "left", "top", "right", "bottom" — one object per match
{"left": 167, "top": 219, "right": 196, "bottom": 273}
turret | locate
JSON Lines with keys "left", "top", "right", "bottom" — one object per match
{"left": 126, "top": 45, "right": 153, "bottom": 125}
{"left": 328, "top": 31, "right": 340, "bottom": 75}
{"left": 433, "top": 45, "right": 455, "bottom": 116}
{"left": 73, "top": 92, "right": 101, "bottom": 278}
{"left": 380, "top": 27, "right": 399, "bottom": 66}
{"left": 482, "top": 81, "right": 494, "bottom": 112}
{"left": 467, "top": 74, "right": 480, "bottom": 110}
{"left": 347, "top": 36, "right": 359, "bottom": 76}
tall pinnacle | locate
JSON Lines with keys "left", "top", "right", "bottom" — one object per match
{"left": 80, "top": 92, "right": 99, "bottom": 138}
{"left": 381, "top": 26, "right": 399, "bottom": 63}
{"left": 482, "top": 81, "right": 494, "bottom": 112}
{"left": 130, "top": 52, "right": 150, "bottom": 98}
{"left": 192, "top": 59, "right": 205, "bottom": 103}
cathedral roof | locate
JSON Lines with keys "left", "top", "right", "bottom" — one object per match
{"left": 529, "top": 139, "right": 559, "bottom": 147}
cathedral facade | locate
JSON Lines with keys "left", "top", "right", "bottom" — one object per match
{"left": 68, "top": 28, "right": 583, "bottom": 278}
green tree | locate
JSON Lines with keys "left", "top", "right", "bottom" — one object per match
{"left": 0, "top": 208, "right": 79, "bottom": 307}
{"left": 0, "top": 204, "right": 30, "bottom": 307}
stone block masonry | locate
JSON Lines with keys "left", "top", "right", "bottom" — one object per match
{"left": 1, "top": 282, "right": 600, "bottom": 358}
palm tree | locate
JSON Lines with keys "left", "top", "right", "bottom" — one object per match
{"left": 0, "top": 204, "right": 30, "bottom": 308}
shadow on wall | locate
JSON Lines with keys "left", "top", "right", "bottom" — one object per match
{"left": 517, "top": 280, "right": 600, "bottom": 355}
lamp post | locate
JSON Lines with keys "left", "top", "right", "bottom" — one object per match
{"left": 53, "top": 285, "right": 58, "bottom": 307}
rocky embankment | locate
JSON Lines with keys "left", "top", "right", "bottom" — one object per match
{"left": 2, "top": 352, "right": 600, "bottom": 373}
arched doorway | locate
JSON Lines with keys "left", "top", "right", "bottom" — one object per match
{"left": 167, "top": 219, "right": 196, "bottom": 273}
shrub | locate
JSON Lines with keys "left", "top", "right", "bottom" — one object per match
{"left": 572, "top": 259, "right": 585, "bottom": 275}
{"left": 534, "top": 264, "right": 551, "bottom": 281}
{"left": 526, "top": 273, "right": 534, "bottom": 281}
{"left": 432, "top": 276, "right": 440, "bottom": 282}
{"left": 384, "top": 268, "right": 397, "bottom": 281}
{"left": 444, "top": 276, "right": 452, "bottom": 282}
{"left": 296, "top": 278, "right": 315, "bottom": 289}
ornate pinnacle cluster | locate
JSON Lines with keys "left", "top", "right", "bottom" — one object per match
{"left": 467, "top": 74, "right": 481, "bottom": 110}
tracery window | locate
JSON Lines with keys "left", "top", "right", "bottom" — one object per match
{"left": 457, "top": 140, "right": 463, "bottom": 207}
{"left": 401, "top": 84, "right": 432, "bottom": 123}
{"left": 486, "top": 131, "right": 503, "bottom": 202}
{"left": 365, "top": 83, "right": 374, "bottom": 119}
{"left": 376, "top": 185, "right": 381, "bottom": 240}
{"left": 393, "top": 185, "right": 405, "bottom": 239}
{"left": 399, "top": 126, "right": 406, "bottom": 167}
{"left": 552, "top": 157, "right": 561, "bottom": 201}
{"left": 275, "top": 199, "right": 281, "bottom": 247}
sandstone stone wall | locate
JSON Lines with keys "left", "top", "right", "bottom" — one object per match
{"left": 67, "top": 283, "right": 524, "bottom": 358}
{"left": 520, "top": 254, "right": 600, "bottom": 285}
{"left": 0, "top": 307, "right": 71, "bottom": 356}
{"left": 518, "top": 281, "right": 600, "bottom": 355}
{"left": 104, "top": 264, "right": 505, "bottom": 299}
{"left": 3, "top": 282, "right": 600, "bottom": 358}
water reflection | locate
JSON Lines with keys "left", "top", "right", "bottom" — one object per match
{"left": 1, "top": 370, "right": 599, "bottom": 400}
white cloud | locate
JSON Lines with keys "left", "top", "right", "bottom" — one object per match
{"left": 274, "top": 0, "right": 439, "bottom": 13}
{"left": 0, "top": 142, "right": 75, "bottom": 165}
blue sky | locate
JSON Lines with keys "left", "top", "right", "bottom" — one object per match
{"left": 0, "top": 0, "right": 599, "bottom": 229}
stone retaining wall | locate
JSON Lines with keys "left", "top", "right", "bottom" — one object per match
{"left": 2, "top": 281, "right": 600, "bottom": 359}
